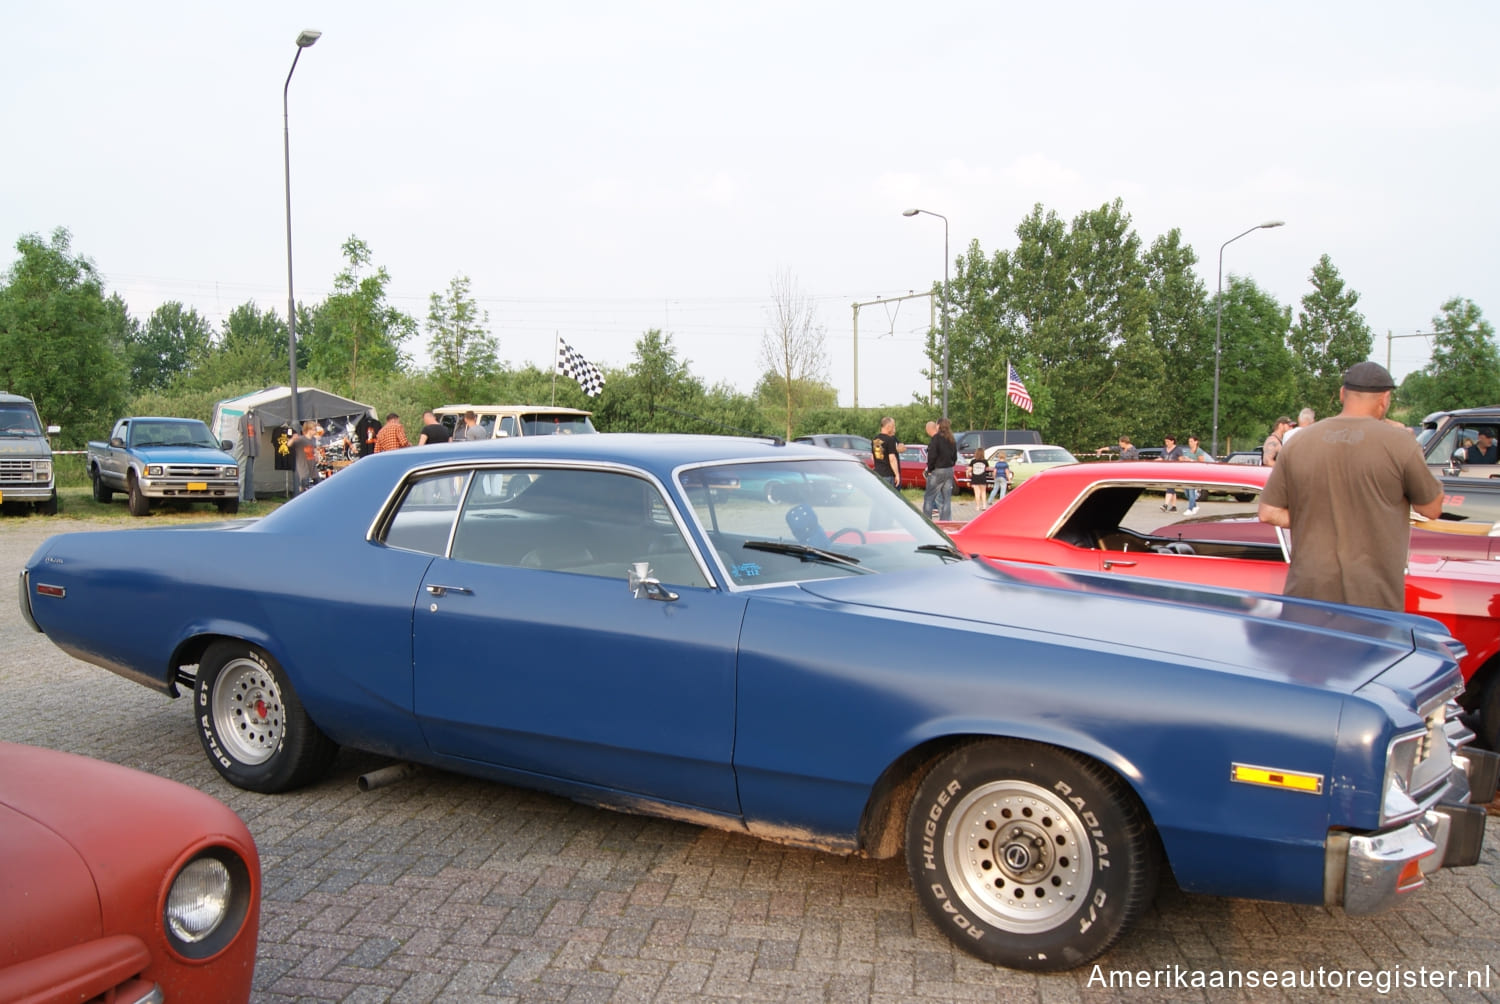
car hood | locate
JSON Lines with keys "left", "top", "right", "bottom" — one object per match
{"left": 0, "top": 436, "right": 49, "bottom": 456}
{"left": 130, "top": 446, "right": 236, "bottom": 465}
{"left": 795, "top": 559, "right": 1429, "bottom": 694}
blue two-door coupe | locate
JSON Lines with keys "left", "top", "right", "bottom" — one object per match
{"left": 18, "top": 435, "right": 1493, "bottom": 971}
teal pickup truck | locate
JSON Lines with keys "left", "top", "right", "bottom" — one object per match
{"left": 87, "top": 417, "right": 240, "bottom": 516}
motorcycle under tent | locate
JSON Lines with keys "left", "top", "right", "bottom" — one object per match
{"left": 211, "top": 386, "right": 375, "bottom": 498}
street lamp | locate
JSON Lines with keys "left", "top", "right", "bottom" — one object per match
{"left": 283, "top": 28, "right": 320, "bottom": 493}
{"left": 1211, "top": 220, "right": 1284, "bottom": 456}
{"left": 902, "top": 208, "right": 950, "bottom": 419}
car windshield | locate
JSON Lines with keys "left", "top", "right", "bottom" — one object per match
{"left": 132, "top": 421, "right": 219, "bottom": 448}
{"left": 678, "top": 458, "right": 960, "bottom": 586}
{"left": 1030, "top": 448, "right": 1076, "bottom": 464}
{"left": 0, "top": 405, "right": 43, "bottom": 437}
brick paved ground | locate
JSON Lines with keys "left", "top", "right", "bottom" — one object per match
{"left": 3, "top": 516, "right": 1497, "bottom": 1002}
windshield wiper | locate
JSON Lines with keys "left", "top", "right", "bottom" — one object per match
{"left": 742, "top": 539, "right": 868, "bottom": 571}
{"left": 916, "top": 542, "right": 966, "bottom": 560}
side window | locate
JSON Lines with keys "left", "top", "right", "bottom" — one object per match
{"left": 449, "top": 468, "right": 710, "bottom": 588}
{"left": 497, "top": 415, "right": 518, "bottom": 438}
{"left": 382, "top": 471, "right": 470, "bottom": 555}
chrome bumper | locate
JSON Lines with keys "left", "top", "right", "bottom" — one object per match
{"left": 1330, "top": 749, "right": 1492, "bottom": 916}
{"left": 0, "top": 483, "right": 54, "bottom": 501}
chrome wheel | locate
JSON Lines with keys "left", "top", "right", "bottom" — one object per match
{"left": 944, "top": 779, "right": 1092, "bottom": 933}
{"left": 211, "top": 656, "right": 285, "bottom": 766}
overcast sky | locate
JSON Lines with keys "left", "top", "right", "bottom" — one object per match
{"left": 4, "top": 2, "right": 1496, "bottom": 407}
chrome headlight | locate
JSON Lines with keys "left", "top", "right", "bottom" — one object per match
{"left": 35, "top": 460, "right": 51, "bottom": 480}
{"left": 164, "top": 849, "right": 252, "bottom": 958}
{"left": 223, "top": 466, "right": 240, "bottom": 479}
{"left": 146, "top": 464, "right": 164, "bottom": 476}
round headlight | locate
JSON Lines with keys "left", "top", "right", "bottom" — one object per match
{"left": 166, "top": 856, "right": 232, "bottom": 943}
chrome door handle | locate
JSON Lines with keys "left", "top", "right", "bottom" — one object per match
{"left": 425, "top": 584, "right": 472, "bottom": 597}
{"left": 1102, "top": 560, "right": 1137, "bottom": 570}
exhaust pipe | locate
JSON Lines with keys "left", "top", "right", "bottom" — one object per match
{"left": 357, "top": 762, "right": 420, "bottom": 791}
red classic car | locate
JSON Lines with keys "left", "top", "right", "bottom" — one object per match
{"left": 950, "top": 461, "right": 1500, "bottom": 748}
{"left": 0, "top": 742, "right": 260, "bottom": 1003}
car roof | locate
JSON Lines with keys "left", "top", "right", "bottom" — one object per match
{"left": 433, "top": 404, "right": 593, "bottom": 417}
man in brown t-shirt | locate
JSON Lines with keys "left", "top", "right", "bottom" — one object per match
{"left": 1257, "top": 362, "right": 1442, "bottom": 611}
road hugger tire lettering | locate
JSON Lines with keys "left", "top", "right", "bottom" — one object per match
{"left": 905, "top": 739, "right": 1157, "bottom": 971}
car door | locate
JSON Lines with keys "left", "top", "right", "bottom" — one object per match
{"left": 409, "top": 465, "right": 746, "bottom": 814}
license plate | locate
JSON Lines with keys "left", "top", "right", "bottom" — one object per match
{"left": 187, "top": 482, "right": 208, "bottom": 491}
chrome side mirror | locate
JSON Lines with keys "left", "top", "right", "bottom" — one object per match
{"left": 1446, "top": 448, "right": 1466, "bottom": 476}
{"left": 628, "top": 562, "right": 678, "bottom": 602}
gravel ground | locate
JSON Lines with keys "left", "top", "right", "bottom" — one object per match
{"left": 3, "top": 514, "right": 1498, "bottom": 1003}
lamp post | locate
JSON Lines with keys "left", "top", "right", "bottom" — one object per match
{"left": 283, "top": 28, "right": 320, "bottom": 493}
{"left": 1211, "top": 220, "right": 1284, "bottom": 456}
{"left": 902, "top": 208, "right": 949, "bottom": 419}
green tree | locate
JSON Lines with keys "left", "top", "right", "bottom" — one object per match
{"left": 128, "top": 300, "right": 214, "bottom": 392}
{"left": 1403, "top": 297, "right": 1500, "bottom": 416}
{"left": 1287, "top": 255, "right": 1373, "bottom": 418}
{"left": 1211, "top": 276, "right": 1295, "bottom": 451}
{"left": 1144, "top": 230, "right": 1210, "bottom": 440}
{"left": 594, "top": 329, "right": 705, "bottom": 432}
{"left": 301, "top": 236, "right": 414, "bottom": 396}
{"left": 759, "top": 269, "right": 828, "bottom": 440}
{"left": 169, "top": 300, "right": 288, "bottom": 396}
{"left": 0, "top": 227, "right": 127, "bottom": 445}
{"left": 426, "top": 274, "right": 498, "bottom": 402}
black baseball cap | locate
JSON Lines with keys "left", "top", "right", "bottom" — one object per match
{"left": 1342, "top": 361, "right": 1396, "bottom": 392}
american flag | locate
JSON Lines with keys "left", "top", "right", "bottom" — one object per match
{"left": 557, "top": 339, "right": 606, "bottom": 397}
{"left": 1007, "top": 364, "right": 1033, "bottom": 413}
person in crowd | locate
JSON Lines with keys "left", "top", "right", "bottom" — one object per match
{"left": 923, "top": 418, "right": 957, "bottom": 519}
{"left": 1159, "top": 434, "right": 1185, "bottom": 511}
{"left": 288, "top": 420, "right": 322, "bottom": 492}
{"left": 373, "top": 413, "right": 410, "bottom": 452}
{"left": 451, "top": 410, "right": 480, "bottom": 441}
{"left": 1258, "top": 362, "right": 1442, "bottom": 611}
{"left": 1465, "top": 431, "right": 1498, "bottom": 464}
{"left": 1180, "top": 433, "right": 1214, "bottom": 515}
{"left": 1262, "top": 416, "right": 1293, "bottom": 466}
{"left": 417, "top": 411, "right": 451, "bottom": 446}
{"left": 986, "top": 446, "right": 1013, "bottom": 503}
{"left": 1118, "top": 435, "right": 1139, "bottom": 460}
{"left": 871, "top": 417, "right": 900, "bottom": 488}
{"left": 1281, "top": 408, "right": 1315, "bottom": 444}
{"left": 969, "top": 447, "right": 992, "bottom": 511}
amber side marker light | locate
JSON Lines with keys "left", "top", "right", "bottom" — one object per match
{"left": 1230, "top": 762, "right": 1325, "bottom": 794}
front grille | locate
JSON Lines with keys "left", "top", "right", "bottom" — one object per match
{"left": 0, "top": 459, "right": 42, "bottom": 483}
{"left": 163, "top": 464, "right": 229, "bottom": 478}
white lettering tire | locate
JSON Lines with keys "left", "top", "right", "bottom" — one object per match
{"left": 905, "top": 739, "right": 1157, "bottom": 970}
{"left": 195, "top": 641, "right": 337, "bottom": 793}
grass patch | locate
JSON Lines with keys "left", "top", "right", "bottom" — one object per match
{"left": 3, "top": 486, "right": 286, "bottom": 525}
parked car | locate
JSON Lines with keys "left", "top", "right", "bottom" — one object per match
{"left": 1223, "top": 450, "right": 1264, "bottom": 465}
{"left": 862, "top": 443, "right": 928, "bottom": 488}
{"left": 434, "top": 404, "right": 596, "bottom": 440}
{"left": 0, "top": 392, "right": 59, "bottom": 515}
{"left": 792, "top": 433, "right": 873, "bottom": 460}
{"left": 957, "top": 443, "right": 1078, "bottom": 490}
{"left": 950, "top": 460, "right": 1500, "bottom": 748}
{"left": 87, "top": 416, "right": 240, "bottom": 516}
{"left": 20, "top": 436, "right": 1492, "bottom": 971}
{"left": 0, "top": 741, "right": 260, "bottom": 1002}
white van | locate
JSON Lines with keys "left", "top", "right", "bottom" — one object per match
{"left": 434, "top": 405, "right": 597, "bottom": 440}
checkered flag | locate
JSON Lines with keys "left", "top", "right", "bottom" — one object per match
{"left": 556, "top": 339, "right": 606, "bottom": 397}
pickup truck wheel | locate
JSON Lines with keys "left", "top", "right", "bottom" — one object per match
{"left": 905, "top": 739, "right": 1157, "bottom": 971}
{"left": 91, "top": 471, "right": 112, "bottom": 502}
{"left": 127, "top": 474, "right": 150, "bottom": 516}
{"left": 195, "top": 641, "right": 337, "bottom": 793}
{"left": 37, "top": 493, "right": 58, "bottom": 515}
{"left": 217, "top": 499, "right": 240, "bottom": 515}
